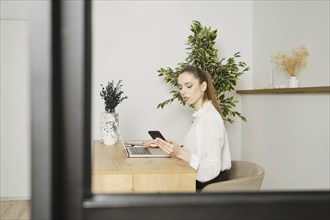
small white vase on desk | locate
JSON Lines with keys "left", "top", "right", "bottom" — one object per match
{"left": 100, "top": 111, "right": 119, "bottom": 146}
{"left": 289, "top": 76, "right": 299, "bottom": 88}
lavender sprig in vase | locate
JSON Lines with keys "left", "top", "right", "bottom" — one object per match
{"left": 100, "top": 80, "right": 128, "bottom": 145}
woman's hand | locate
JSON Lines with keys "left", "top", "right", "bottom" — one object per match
{"left": 153, "top": 138, "right": 181, "bottom": 157}
{"left": 156, "top": 138, "right": 191, "bottom": 162}
{"left": 143, "top": 139, "right": 159, "bottom": 148}
{"left": 144, "top": 138, "right": 191, "bottom": 163}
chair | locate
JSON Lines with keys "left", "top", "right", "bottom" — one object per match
{"left": 201, "top": 160, "right": 265, "bottom": 192}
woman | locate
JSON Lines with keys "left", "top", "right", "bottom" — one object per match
{"left": 144, "top": 65, "right": 231, "bottom": 190}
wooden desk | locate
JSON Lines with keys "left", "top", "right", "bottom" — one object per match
{"left": 92, "top": 140, "right": 196, "bottom": 193}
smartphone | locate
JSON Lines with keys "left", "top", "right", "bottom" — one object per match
{"left": 148, "top": 130, "right": 166, "bottom": 141}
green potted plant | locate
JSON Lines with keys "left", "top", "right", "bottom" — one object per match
{"left": 157, "top": 20, "right": 249, "bottom": 123}
{"left": 100, "top": 80, "right": 128, "bottom": 145}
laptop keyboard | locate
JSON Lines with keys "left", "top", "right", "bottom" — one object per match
{"left": 129, "top": 147, "right": 152, "bottom": 155}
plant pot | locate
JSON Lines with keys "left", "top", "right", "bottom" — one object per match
{"left": 100, "top": 111, "right": 119, "bottom": 145}
{"left": 289, "top": 76, "right": 299, "bottom": 88}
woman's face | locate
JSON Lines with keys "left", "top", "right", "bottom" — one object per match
{"left": 177, "top": 71, "right": 206, "bottom": 110}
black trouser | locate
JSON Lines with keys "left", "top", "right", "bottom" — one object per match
{"left": 196, "top": 170, "right": 228, "bottom": 191}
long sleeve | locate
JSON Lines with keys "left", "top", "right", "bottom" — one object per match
{"left": 183, "top": 101, "right": 231, "bottom": 182}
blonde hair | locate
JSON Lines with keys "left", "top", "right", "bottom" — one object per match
{"left": 179, "top": 65, "right": 223, "bottom": 117}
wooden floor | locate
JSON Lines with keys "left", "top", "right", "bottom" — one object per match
{"left": 0, "top": 200, "right": 30, "bottom": 220}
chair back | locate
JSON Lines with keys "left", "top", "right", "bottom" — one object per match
{"left": 201, "top": 160, "right": 265, "bottom": 192}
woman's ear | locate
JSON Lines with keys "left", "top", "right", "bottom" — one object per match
{"left": 201, "top": 81, "right": 207, "bottom": 92}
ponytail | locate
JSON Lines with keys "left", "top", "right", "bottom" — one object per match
{"left": 204, "top": 71, "right": 223, "bottom": 118}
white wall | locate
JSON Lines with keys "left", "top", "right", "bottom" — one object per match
{"left": 92, "top": 1, "right": 253, "bottom": 161}
{"left": 241, "top": 94, "right": 329, "bottom": 190}
{"left": 0, "top": 1, "right": 31, "bottom": 199}
{"left": 240, "top": 1, "right": 330, "bottom": 190}
{"left": 252, "top": 1, "right": 329, "bottom": 88}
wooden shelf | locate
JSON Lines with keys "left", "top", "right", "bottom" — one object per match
{"left": 236, "top": 86, "right": 330, "bottom": 94}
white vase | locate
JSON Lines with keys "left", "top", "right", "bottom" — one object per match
{"left": 289, "top": 76, "right": 299, "bottom": 88}
{"left": 100, "top": 111, "right": 119, "bottom": 145}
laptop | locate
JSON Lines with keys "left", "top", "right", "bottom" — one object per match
{"left": 123, "top": 141, "right": 170, "bottom": 158}
{"left": 114, "top": 122, "right": 170, "bottom": 158}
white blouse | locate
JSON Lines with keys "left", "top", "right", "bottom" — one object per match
{"left": 183, "top": 101, "right": 231, "bottom": 182}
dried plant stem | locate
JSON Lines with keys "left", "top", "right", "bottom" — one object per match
{"left": 271, "top": 45, "right": 309, "bottom": 77}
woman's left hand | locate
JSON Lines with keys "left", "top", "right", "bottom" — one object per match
{"left": 154, "top": 138, "right": 181, "bottom": 157}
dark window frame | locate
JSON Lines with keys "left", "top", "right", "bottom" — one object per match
{"left": 30, "top": 1, "right": 330, "bottom": 219}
